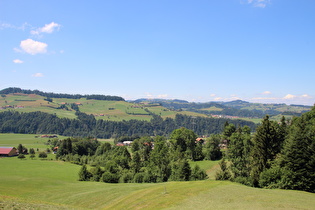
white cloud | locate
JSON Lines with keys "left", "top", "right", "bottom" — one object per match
{"left": 31, "top": 22, "right": 60, "bottom": 35}
{"left": 13, "top": 59, "right": 24, "bottom": 64}
{"left": 251, "top": 93, "right": 314, "bottom": 105}
{"left": 231, "top": 96, "right": 241, "bottom": 100}
{"left": 32, "top": 73, "right": 44, "bottom": 77}
{"left": 284, "top": 94, "right": 296, "bottom": 99}
{"left": 210, "top": 94, "right": 216, "bottom": 97}
{"left": 262, "top": 91, "right": 272, "bottom": 95}
{"left": 301, "top": 94, "right": 311, "bottom": 98}
{"left": 214, "top": 97, "right": 223, "bottom": 101}
{"left": 19, "top": 39, "right": 48, "bottom": 55}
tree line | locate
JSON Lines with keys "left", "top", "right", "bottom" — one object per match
{"left": 216, "top": 106, "right": 315, "bottom": 193}
{"left": 0, "top": 110, "right": 256, "bottom": 138}
{"left": 0, "top": 87, "right": 125, "bottom": 101}
{"left": 51, "top": 128, "right": 219, "bottom": 183}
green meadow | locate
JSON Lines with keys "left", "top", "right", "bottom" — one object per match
{"left": 1, "top": 134, "right": 315, "bottom": 209}
{"left": 0, "top": 133, "right": 67, "bottom": 152}
{"left": 0, "top": 94, "right": 207, "bottom": 121}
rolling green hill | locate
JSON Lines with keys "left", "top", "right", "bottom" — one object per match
{"left": 132, "top": 99, "right": 312, "bottom": 122}
{"left": 1, "top": 88, "right": 312, "bottom": 124}
{"left": 0, "top": 93, "right": 207, "bottom": 121}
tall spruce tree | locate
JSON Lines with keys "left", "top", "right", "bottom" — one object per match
{"left": 279, "top": 112, "right": 315, "bottom": 192}
{"left": 250, "top": 116, "right": 283, "bottom": 186}
{"left": 228, "top": 126, "right": 252, "bottom": 183}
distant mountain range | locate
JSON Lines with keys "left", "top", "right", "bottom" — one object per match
{"left": 129, "top": 98, "right": 312, "bottom": 119}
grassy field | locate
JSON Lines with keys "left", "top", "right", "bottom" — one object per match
{"left": 1, "top": 134, "right": 315, "bottom": 209}
{"left": 0, "top": 94, "right": 208, "bottom": 121}
{"left": 0, "top": 133, "right": 68, "bottom": 152}
{"left": 1, "top": 156, "right": 315, "bottom": 209}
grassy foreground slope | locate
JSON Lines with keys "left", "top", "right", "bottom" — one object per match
{"left": 1, "top": 156, "right": 315, "bottom": 210}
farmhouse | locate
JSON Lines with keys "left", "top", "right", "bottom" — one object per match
{"left": 196, "top": 138, "right": 204, "bottom": 144}
{"left": 0, "top": 147, "right": 18, "bottom": 157}
{"left": 123, "top": 141, "right": 132, "bottom": 146}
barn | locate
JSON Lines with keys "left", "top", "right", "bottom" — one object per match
{"left": 0, "top": 147, "right": 18, "bottom": 157}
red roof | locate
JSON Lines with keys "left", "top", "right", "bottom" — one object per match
{"left": 0, "top": 147, "right": 15, "bottom": 155}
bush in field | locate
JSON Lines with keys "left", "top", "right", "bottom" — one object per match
{"left": 29, "top": 154, "right": 35, "bottom": 159}
{"left": 38, "top": 152, "right": 47, "bottom": 159}
{"left": 18, "top": 154, "right": 25, "bottom": 160}
{"left": 78, "top": 164, "right": 92, "bottom": 181}
{"left": 101, "top": 172, "right": 119, "bottom": 183}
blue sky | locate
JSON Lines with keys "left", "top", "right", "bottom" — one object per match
{"left": 1, "top": 0, "right": 315, "bottom": 105}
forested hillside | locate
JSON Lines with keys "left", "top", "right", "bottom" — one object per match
{"left": 0, "top": 111, "right": 255, "bottom": 138}
{"left": 216, "top": 106, "right": 315, "bottom": 193}
{"left": 0, "top": 87, "right": 125, "bottom": 101}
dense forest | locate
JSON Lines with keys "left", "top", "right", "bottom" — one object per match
{"left": 0, "top": 110, "right": 256, "bottom": 138}
{"left": 216, "top": 106, "right": 315, "bottom": 193}
{"left": 0, "top": 87, "right": 125, "bottom": 101}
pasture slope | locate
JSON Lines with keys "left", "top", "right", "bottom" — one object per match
{"left": 0, "top": 93, "right": 207, "bottom": 121}
{"left": 1, "top": 134, "right": 315, "bottom": 209}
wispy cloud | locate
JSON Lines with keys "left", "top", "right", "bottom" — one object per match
{"left": 13, "top": 59, "right": 24, "bottom": 64}
{"left": 262, "top": 91, "right": 272, "bottom": 95}
{"left": 213, "top": 97, "right": 223, "bottom": 101}
{"left": 157, "top": 94, "right": 168, "bottom": 98}
{"left": 32, "top": 73, "right": 44, "bottom": 77}
{"left": 243, "top": 0, "right": 270, "bottom": 8}
{"left": 251, "top": 93, "right": 314, "bottom": 105}
{"left": 17, "top": 39, "right": 48, "bottom": 55}
{"left": 144, "top": 93, "right": 169, "bottom": 99}
{"left": 212, "top": 95, "right": 241, "bottom": 102}
{"left": 30, "top": 22, "right": 61, "bottom": 35}
{"left": 0, "top": 22, "right": 31, "bottom": 30}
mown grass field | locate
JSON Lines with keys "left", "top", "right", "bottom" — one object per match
{"left": 1, "top": 134, "right": 315, "bottom": 209}
{"left": 1, "top": 156, "right": 315, "bottom": 210}
{"left": 0, "top": 133, "right": 68, "bottom": 152}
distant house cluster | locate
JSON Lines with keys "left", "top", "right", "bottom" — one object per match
{"left": 116, "top": 141, "right": 133, "bottom": 146}
{"left": 94, "top": 114, "right": 106, "bottom": 117}
{"left": 116, "top": 138, "right": 207, "bottom": 147}
{"left": 210, "top": 114, "right": 239, "bottom": 119}
{"left": 0, "top": 105, "right": 24, "bottom": 110}
{"left": 35, "top": 134, "right": 58, "bottom": 138}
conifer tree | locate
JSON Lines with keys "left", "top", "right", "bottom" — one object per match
{"left": 228, "top": 126, "right": 252, "bottom": 181}
{"left": 250, "top": 116, "right": 283, "bottom": 186}
{"left": 279, "top": 114, "right": 315, "bottom": 192}
{"left": 78, "top": 164, "right": 91, "bottom": 181}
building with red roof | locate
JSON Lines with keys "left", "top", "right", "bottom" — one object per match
{"left": 0, "top": 147, "right": 18, "bottom": 157}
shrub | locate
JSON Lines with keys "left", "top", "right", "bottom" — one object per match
{"left": 18, "top": 154, "right": 26, "bottom": 160}
{"left": 101, "top": 172, "right": 119, "bottom": 183}
{"left": 38, "top": 152, "right": 47, "bottom": 159}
